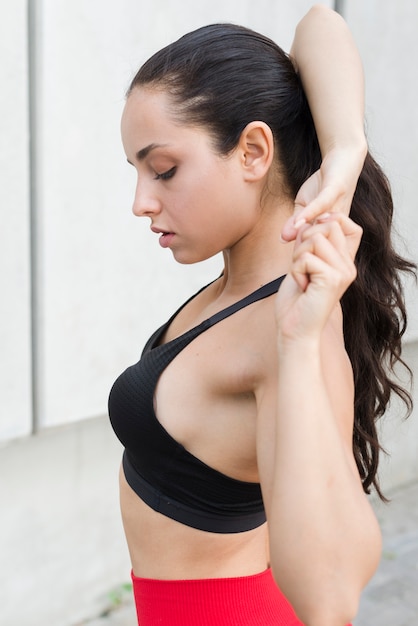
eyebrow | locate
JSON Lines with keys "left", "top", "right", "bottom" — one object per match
{"left": 131, "top": 142, "right": 169, "bottom": 163}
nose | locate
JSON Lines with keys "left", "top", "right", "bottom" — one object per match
{"left": 132, "top": 178, "right": 161, "bottom": 217}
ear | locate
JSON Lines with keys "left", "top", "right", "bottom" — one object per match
{"left": 238, "top": 121, "right": 275, "bottom": 182}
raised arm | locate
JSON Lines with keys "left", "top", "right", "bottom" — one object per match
{"left": 257, "top": 214, "right": 382, "bottom": 626}
{"left": 282, "top": 4, "right": 368, "bottom": 240}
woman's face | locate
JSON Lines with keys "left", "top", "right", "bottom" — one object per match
{"left": 121, "top": 88, "right": 264, "bottom": 264}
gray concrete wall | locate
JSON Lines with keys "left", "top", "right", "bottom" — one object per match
{"left": 0, "top": 1, "right": 416, "bottom": 625}
{"left": 378, "top": 340, "right": 418, "bottom": 491}
{"left": 0, "top": 419, "right": 128, "bottom": 626}
{"left": 0, "top": 0, "right": 32, "bottom": 439}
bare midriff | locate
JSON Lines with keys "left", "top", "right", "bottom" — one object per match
{"left": 119, "top": 465, "right": 270, "bottom": 580}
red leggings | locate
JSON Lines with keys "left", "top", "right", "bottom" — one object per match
{"left": 131, "top": 568, "right": 306, "bottom": 625}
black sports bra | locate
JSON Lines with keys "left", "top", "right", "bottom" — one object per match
{"left": 108, "top": 275, "right": 285, "bottom": 533}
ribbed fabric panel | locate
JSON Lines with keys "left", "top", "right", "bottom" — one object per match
{"left": 131, "top": 569, "right": 304, "bottom": 626}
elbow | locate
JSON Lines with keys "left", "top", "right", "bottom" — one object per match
{"left": 269, "top": 514, "right": 381, "bottom": 626}
{"left": 309, "top": 4, "right": 340, "bottom": 17}
{"left": 295, "top": 599, "right": 359, "bottom": 626}
{"left": 305, "top": 4, "right": 347, "bottom": 25}
{"left": 310, "top": 3, "right": 331, "bottom": 10}
{"left": 271, "top": 567, "right": 361, "bottom": 626}
{"left": 293, "top": 4, "right": 345, "bottom": 55}
{"left": 292, "top": 595, "right": 359, "bottom": 626}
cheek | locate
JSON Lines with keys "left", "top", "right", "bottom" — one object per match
{"left": 173, "top": 161, "right": 254, "bottom": 238}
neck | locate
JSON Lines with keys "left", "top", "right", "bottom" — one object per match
{"left": 219, "top": 199, "right": 295, "bottom": 296}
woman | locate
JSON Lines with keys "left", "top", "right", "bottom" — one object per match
{"left": 109, "top": 6, "right": 414, "bottom": 625}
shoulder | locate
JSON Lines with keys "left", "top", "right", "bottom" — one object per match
{"left": 229, "top": 294, "right": 280, "bottom": 391}
{"left": 194, "top": 288, "right": 281, "bottom": 397}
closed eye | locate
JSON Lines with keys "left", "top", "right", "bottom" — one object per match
{"left": 154, "top": 166, "right": 177, "bottom": 181}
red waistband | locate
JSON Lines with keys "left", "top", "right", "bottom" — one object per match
{"left": 131, "top": 568, "right": 303, "bottom": 626}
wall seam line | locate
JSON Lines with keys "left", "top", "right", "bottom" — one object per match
{"left": 27, "top": 0, "right": 40, "bottom": 434}
{"left": 334, "top": 0, "right": 345, "bottom": 16}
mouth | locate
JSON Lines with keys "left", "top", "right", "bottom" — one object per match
{"left": 151, "top": 226, "right": 175, "bottom": 248}
{"left": 158, "top": 232, "right": 175, "bottom": 248}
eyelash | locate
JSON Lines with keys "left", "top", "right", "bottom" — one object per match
{"left": 154, "top": 166, "right": 177, "bottom": 181}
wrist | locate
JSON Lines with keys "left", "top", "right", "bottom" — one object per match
{"left": 322, "top": 139, "right": 368, "bottom": 168}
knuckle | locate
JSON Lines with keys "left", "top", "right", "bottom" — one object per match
{"left": 355, "top": 223, "right": 363, "bottom": 238}
{"left": 328, "top": 221, "right": 341, "bottom": 235}
{"left": 343, "top": 262, "right": 357, "bottom": 285}
{"left": 312, "top": 232, "right": 326, "bottom": 246}
{"left": 349, "top": 264, "right": 358, "bottom": 282}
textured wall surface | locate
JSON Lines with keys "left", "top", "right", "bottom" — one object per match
{"left": 0, "top": 0, "right": 32, "bottom": 439}
{"left": 345, "top": 0, "right": 418, "bottom": 341}
{"left": 30, "top": 0, "right": 330, "bottom": 431}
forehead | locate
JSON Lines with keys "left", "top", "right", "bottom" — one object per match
{"left": 121, "top": 87, "right": 215, "bottom": 156}
{"left": 121, "top": 87, "right": 173, "bottom": 134}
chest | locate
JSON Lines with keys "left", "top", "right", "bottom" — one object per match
{"left": 109, "top": 279, "right": 281, "bottom": 487}
{"left": 155, "top": 311, "right": 273, "bottom": 482}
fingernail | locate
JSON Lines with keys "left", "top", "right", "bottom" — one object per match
{"left": 317, "top": 212, "right": 331, "bottom": 222}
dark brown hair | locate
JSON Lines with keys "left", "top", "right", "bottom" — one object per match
{"left": 128, "top": 23, "right": 416, "bottom": 498}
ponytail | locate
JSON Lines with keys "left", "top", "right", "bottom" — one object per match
{"left": 342, "top": 153, "right": 416, "bottom": 498}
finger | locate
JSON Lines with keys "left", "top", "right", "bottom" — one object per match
{"left": 299, "top": 213, "right": 362, "bottom": 260}
{"left": 281, "top": 187, "right": 347, "bottom": 243}
{"left": 294, "top": 231, "right": 356, "bottom": 286}
{"left": 292, "top": 216, "right": 361, "bottom": 293}
{"left": 318, "top": 213, "right": 362, "bottom": 259}
{"left": 295, "top": 185, "right": 340, "bottom": 220}
{"left": 293, "top": 249, "right": 357, "bottom": 302}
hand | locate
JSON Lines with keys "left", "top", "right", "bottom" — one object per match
{"left": 276, "top": 213, "right": 362, "bottom": 342}
{"left": 281, "top": 145, "right": 367, "bottom": 242}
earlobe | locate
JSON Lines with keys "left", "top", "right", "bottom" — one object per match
{"left": 239, "top": 121, "right": 274, "bottom": 182}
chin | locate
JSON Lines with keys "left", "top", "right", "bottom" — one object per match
{"left": 171, "top": 249, "right": 219, "bottom": 265}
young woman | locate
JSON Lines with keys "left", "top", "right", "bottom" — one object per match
{"left": 109, "top": 6, "right": 415, "bottom": 625}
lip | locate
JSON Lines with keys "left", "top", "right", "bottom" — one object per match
{"left": 159, "top": 232, "right": 175, "bottom": 248}
{"left": 151, "top": 225, "right": 170, "bottom": 234}
{"left": 150, "top": 226, "right": 175, "bottom": 248}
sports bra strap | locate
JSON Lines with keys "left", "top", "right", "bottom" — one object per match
{"left": 208, "top": 275, "right": 285, "bottom": 327}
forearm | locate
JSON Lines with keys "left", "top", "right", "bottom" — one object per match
{"left": 269, "top": 340, "right": 381, "bottom": 626}
{"left": 291, "top": 5, "right": 367, "bottom": 158}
